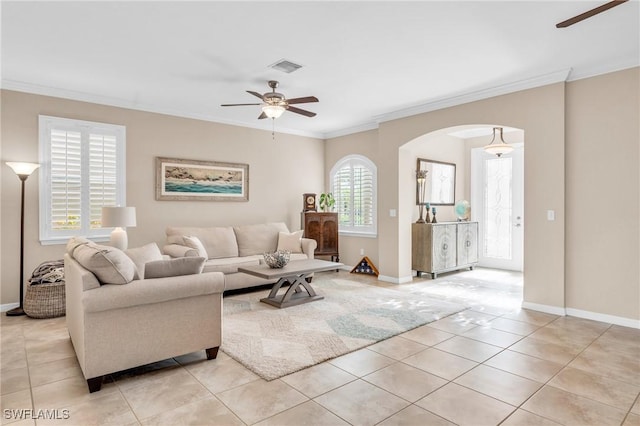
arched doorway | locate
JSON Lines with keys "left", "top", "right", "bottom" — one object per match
{"left": 399, "top": 123, "right": 525, "bottom": 279}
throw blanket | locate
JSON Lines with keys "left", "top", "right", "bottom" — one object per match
{"left": 29, "top": 260, "right": 65, "bottom": 285}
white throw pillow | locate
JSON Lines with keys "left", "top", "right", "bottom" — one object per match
{"left": 125, "top": 243, "right": 164, "bottom": 280}
{"left": 183, "top": 236, "right": 209, "bottom": 259}
{"left": 72, "top": 243, "right": 136, "bottom": 285}
{"left": 144, "top": 257, "right": 206, "bottom": 279}
{"left": 277, "top": 230, "right": 304, "bottom": 253}
{"left": 66, "top": 236, "right": 92, "bottom": 254}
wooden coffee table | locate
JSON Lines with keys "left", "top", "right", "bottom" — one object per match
{"left": 238, "top": 259, "right": 343, "bottom": 308}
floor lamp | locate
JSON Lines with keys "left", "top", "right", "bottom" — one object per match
{"left": 6, "top": 162, "right": 40, "bottom": 316}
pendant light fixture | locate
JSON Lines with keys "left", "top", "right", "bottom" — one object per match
{"left": 483, "top": 127, "right": 514, "bottom": 157}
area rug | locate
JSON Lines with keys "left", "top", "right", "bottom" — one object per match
{"left": 221, "top": 277, "right": 467, "bottom": 380}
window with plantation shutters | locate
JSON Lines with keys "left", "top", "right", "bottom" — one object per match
{"left": 39, "top": 116, "right": 126, "bottom": 244}
{"left": 330, "top": 155, "right": 377, "bottom": 236}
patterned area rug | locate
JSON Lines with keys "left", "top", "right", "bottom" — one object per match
{"left": 221, "top": 277, "right": 467, "bottom": 380}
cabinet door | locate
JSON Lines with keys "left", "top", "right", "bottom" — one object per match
{"left": 432, "top": 224, "right": 456, "bottom": 271}
{"left": 304, "top": 214, "right": 322, "bottom": 244}
{"left": 457, "top": 223, "right": 477, "bottom": 265}
{"left": 320, "top": 215, "right": 338, "bottom": 253}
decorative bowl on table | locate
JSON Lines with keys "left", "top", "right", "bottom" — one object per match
{"left": 263, "top": 250, "right": 290, "bottom": 269}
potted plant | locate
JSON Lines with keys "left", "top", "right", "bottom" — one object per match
{"left": 319, "top": 193, "right": 335, "bottom": 212}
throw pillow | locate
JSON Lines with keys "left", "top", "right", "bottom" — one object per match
{"left": 144, "top": 257, "right": 206, "bottom": 279}
{"left": 277, "top": 230, "right": 304, "bottom": 253}
{"left": 72, "top": 243, "right": 136, "bottom": 285}
{"left": 125, "top": 243, "right": 164, "bottom": 280}
{"left": 66, "top": 236, "right": 92, "bottom": 254}
{"left": 183, "top": 236, "right": 209, "bottom": 259}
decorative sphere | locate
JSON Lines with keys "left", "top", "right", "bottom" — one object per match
{"left": 263, "top": 250, "right": 290, "bottom": 268}
{"left": 455, "top": 200, "right": 471, "bottom": 220}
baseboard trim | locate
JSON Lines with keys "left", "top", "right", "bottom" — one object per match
{"left": 521, "top": 302, "right": 566, "bottom": 316}
{"left": 378, "top": 275, "right": 413, "bottom": 284}
{"left": 521, "top": 302, "right": 639, "bottom": 329}
{"left": 1, "top": 303, "right": 19, "bottom": 312}
{"left": 565, "top": 308, "right": 640, "bottom": 329}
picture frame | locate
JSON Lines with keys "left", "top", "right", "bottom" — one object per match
{"left": 156, "top": 157, "right": 249, "bottom": 201}
{"left": 416, "top": 158, "right": 456, "bottom": 206}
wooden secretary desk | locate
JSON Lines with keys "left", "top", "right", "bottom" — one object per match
{"left": 301, "top": 212, "right": 339, "bottom": 262}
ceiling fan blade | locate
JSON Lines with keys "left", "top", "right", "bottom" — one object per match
{"left": 221, "top": 103, "right": 262, "bottom": 107}
{"left": 286, "top": 96, "right": 319, "bottom": 105}
{"left": 287, "top": 106, "right": 317, "bottom": 117}
{"left": 258, "top": 112, "right": 267, "bottom": 119}
{"left": 247, "top": 90, "right": 265, "bottom": 100}
{"left": 556, "top": 0, "right": 628, "bottom": 28}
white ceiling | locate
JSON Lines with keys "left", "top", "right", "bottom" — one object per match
{"left": 2, "top": 1, "right": 638, "bottom": 139}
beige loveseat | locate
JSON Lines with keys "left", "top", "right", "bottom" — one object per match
{"left": 64, "top": 238, "right": 225, "bottom": 392}
{"left": 163, "top": 222, "right": 317, "bottom": 291}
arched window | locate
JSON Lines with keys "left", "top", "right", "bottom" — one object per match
{"left": 330, "top": 155, "right": 377, "bottom": 236}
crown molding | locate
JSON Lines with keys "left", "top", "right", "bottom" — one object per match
{"left": 323, "top": 121, "right": 379, "bottom": 139}
{"left": 566, "top": 59, "right": 639, "bottom": 82}
{"left": 0, "top": 79, "right": 325, "bottom": 140}
{"left": 373, "top": 69, "right": 572, "bottom": 125}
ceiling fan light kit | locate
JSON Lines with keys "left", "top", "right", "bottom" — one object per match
{"left": 483, "top": 127, "right": 514, "bottom": 157}
{"left": 262, "top": 104, "right": 286, "bottom": 119}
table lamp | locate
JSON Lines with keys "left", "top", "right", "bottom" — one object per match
{"left": 101, "top": 206, "right": 136, "bottom": 250}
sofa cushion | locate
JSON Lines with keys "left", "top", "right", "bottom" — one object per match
{"left": 72, "top": 243, "right": 136, "bottom": 285}
{"left": 125, "top": 243, "right": 164, "bottom": 280}
{"left": 234, "top": 222, "right": 289, "bottom": 257}
{"left": 145, "top": 257, "right": 206, "bottom": 279}
{"left": 166, "top": 226, "right": 238, "bottom": 259}
{"left": 203, "top": 256, "right": 261, "bottom": 274}
{"left": 277, "top": 230, "right": 304, "bottom": 253}
{"left": 183, "top": 236, "right": 208, "bottom": 258}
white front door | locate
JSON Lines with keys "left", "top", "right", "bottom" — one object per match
{"left": 471, "top": 144, "right": 524, "bottom": 271}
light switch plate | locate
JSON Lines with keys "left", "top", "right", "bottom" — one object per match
{"left": 389, "top": 209, "right": 397, "bottom": 217}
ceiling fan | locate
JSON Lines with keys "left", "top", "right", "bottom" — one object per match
{"left": 556, "top": 0, "right": 628, "bottom": 28}
{"left": 221, "top": 80, "right": 318, "bottom": 119}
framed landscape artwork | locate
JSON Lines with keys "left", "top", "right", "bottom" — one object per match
{"left": 156, "top": 157, "right": 249, "bottom": 201}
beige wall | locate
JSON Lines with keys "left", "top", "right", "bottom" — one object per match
{"left": 565, "top": 68, "right": 639, "bottom": 320}
{"left": 325, "top": 67, "right": 639, "bottom": 321}
{"left": 1, "top": 90, "right": 325, "bottom": 305}
{"left": 377, "top": 83, "right": 567, "bottom": 308}
{"left": 402, "top": 133, "right": 466, "bottom": 223}
{"left": 324, "top": 129, "right": 380, "bottom": 269}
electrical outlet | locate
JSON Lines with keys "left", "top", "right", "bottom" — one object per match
{"left": 360, "top": 248, "right": 365, "bottom": 255}
{"left": 389, "top": 209, "right": 397, "bottom": 217}
{"left": 547, "top": 210, "right": 555, "bottom": 221}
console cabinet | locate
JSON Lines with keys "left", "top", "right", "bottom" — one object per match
{"left": 412, "top": 222, "right": 478, "bottom": 278}
{"left": 302, "top": 212, "right": 339, "bottom": 262}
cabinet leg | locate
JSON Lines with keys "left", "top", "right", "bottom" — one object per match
{"left": 416, "top": 271, "right": 422, "bottom": 278}
{"left": 431, "top": 273, "right": 438, "bottom": 279}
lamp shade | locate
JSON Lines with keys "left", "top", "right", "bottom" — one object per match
{"left": 101, "top": 206, "right": 136, "bottom": 228}
{"left": 262, "top": 104, "right": 286, "bottom": 119}
{"left": 483, "top": 127, "right": 514, "bottom": 157}
{"left": 6, "top": 162, "right": 40, "bottom": 176}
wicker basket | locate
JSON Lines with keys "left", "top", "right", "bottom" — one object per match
{"left": 24, "top": 280, "right": 66, "bottom": 319}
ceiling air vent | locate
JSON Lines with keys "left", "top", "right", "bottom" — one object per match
{"left": 269, "top": 59, "right": 303, "bottom": 74}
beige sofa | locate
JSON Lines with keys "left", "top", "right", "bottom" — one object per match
{"left": 64, "top": 240, "right": 225, "bottom": 393}
{"left": 163, "top": 222, "right": 317, "bottom": 291}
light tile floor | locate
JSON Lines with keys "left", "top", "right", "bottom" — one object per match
{"left": 1, "top": 269, "right": 639, "bottom": 425}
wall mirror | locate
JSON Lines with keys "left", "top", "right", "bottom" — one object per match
{"left": 416, "top": 158, "right": 456, "bottom": 206}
